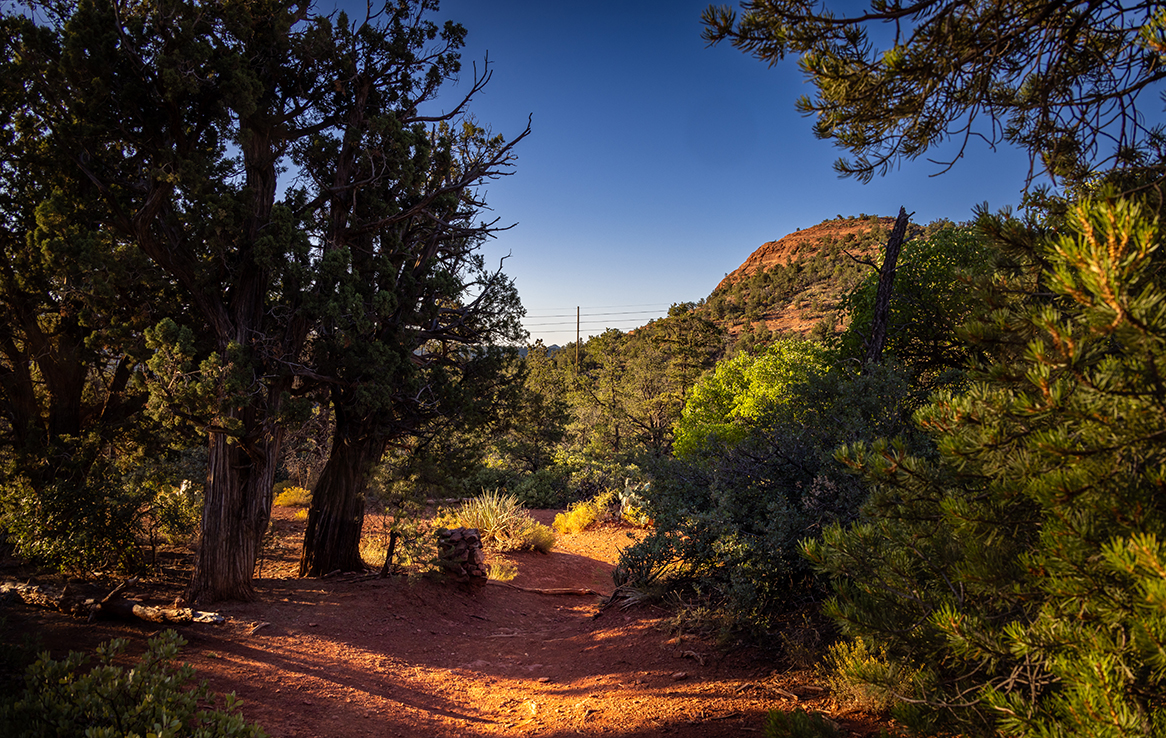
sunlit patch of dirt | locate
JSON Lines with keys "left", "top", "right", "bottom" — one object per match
{"left": 1, "top": 507, "right": 898, "bottom": 737}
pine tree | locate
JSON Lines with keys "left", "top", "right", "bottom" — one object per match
{"left": 806, "top": 194, "right": 1166, "bottom": 736}
{"left": 703, "top": 1, "right": 1166, "bottom": 187}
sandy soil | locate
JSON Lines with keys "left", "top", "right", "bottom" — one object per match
{"left": 2, "top": 507, "right": 893, "bottom": 737}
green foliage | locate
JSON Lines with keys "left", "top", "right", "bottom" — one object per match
{"left": 819, "top": 637, "right": 920, "bottom": 713}
{"left": 673, "top": 339, "right": 829, "bottom": 458}
{"left": 489, "top": 342, "right": 570, "bottom": 476}
{"left": 763, "top": 709, "right": 839, "bottom": 738}
{"left": 806, "top": 195, "right": 1166, "bottom": 736}
{"left": 704, "top": 1, "right": 1166, "bottom": 188}
{"left": 0, "top": 630, "right": 266, "bottom": 737}
{"left": 449, "top": 490, "right": 555, "bottom": 553}
{"left": 148, "top": 482, "right": 202, "bottom": 546}
{"left": 616, "top": 360, "right": 917, "bottom": 631}
{"left": 564, "top": 310, "right": 725, "bottom": 458}
{"left": 0, "top": 441, "right": 205, "bottom": 573}
{"left": 509, "top": 466, "right": 571, "bottom": 509}
{"left": 838, "top": 224, "right": 994, "bottom": 386}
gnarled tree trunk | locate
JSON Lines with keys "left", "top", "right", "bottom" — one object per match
{"left": 186, "top": 410, "right": 283, "bottom": 604}
{"left": 298, "top": 406, "right": 385, "bottom": 577}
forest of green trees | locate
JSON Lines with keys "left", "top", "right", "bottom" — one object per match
{"left": 3, "top": 0, "right": 1166, "bottom": 736}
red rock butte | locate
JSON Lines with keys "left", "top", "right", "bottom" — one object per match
{"left": 715, "top": 216, "right": 896, "bottom": 293}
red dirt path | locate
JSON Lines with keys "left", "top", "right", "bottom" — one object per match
{"left": 3, "top": 508, "right": 892, "bottom": 737}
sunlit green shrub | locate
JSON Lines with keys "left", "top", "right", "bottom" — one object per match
{"left": 819, "top": 637, "right": 919, "bottom": 713}
{"left": 673, "top": 339, "right": 830, "bottom": 458}
{"left": 0, "top": 630, "right": 266, "bottom": 737}
{"left": 615, "top": 361, "right": 918, "bottom": 632}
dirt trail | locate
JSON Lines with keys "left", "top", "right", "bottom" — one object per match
{"left": 3, "top": 509, "right": 888, "bottom": 737}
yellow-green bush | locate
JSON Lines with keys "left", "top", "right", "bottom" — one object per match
{"left": 553, "top": 489, "right": 616, "bottom": 533}
{"left": 273, "top": 486, "right": 311, "bottom": 507}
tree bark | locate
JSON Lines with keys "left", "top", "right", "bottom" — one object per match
{"left": 298, "top": 407, "right": 384, "bottom": 577}
{"left": 185, "top": 412, "right": 283, "bottom": 603}
{"left": 863, "top": 207, "right": 912, "bottom": 367}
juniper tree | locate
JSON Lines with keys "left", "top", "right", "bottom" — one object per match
{"left": 10, "top": 0, "right": 526, "bottom": 600}
{"left": 0, "top": 19, "right": 186, "bottom": 570}
{"left": 289, "top": 18, "right": 528, "bottom": 575}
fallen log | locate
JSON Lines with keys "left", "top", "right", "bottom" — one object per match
{"left": 1, "top": 580, "right": 223, "bottom": 624}
{"left": 486, "top": 581, "right": 606, "bottom": 596}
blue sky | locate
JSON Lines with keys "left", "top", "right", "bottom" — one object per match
{"left": 421, "top": 0, "right": 1037, "bottom": 346}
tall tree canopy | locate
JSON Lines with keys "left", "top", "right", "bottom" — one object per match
{"left": 6, "top": 0, "right": 526, "bottom": 601}
{"left": 0, "top": 25, "right": 180, "bottom": 569}
{"left": 703, "top": 1, "right": 1166, "bottom": 186}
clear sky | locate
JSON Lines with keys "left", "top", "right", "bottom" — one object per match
{"left": 409, "top": 1, "right": 1038, "bottom": 346}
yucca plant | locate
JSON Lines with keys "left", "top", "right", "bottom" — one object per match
{"left": 453, "top": 491, "right": 555, "bottom": 553}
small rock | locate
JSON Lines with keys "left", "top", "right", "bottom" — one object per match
{"left": 672, "top": 671, "right": 689, "bottom": 681}
{"left": 537, "top": 676, "right": 551, "bottom": 683}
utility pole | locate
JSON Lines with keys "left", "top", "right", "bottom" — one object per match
{"left": 576, "top": 306, "right": 580, "bottom": 373}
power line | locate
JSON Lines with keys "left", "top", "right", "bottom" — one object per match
{"left": 530, "top": 302, "right": 671, "bottom": 311}
{"left": 525, "top": 309, "right": 669, "bottom": 319}
{"left": 524, "top": 317, "right": 662, "bottom": 326}
{"left": 527, "top": 310, "right": 671, "bottom": 324}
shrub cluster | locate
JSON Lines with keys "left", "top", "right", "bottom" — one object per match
{"left": 0, "top": 630, "right": 266, "bottom": 737}
{"left": 615, "top": 348, "right": 917, "bottom": 632}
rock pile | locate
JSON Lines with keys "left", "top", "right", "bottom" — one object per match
{"left": 436, "top": 527, "right": 487, "bottom": 583}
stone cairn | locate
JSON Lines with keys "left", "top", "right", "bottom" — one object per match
{"left": 436, "top": 527, "right": 487, "bottom": 583}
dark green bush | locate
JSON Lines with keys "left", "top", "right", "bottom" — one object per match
{"left": 615, "top": 361, "right": 918, "bottom": 632}
{"left": 510, "top": 465, "right": 570, "bottom": 508}
{"left": 0, "top": 630, "right": 266, "bottom": 738}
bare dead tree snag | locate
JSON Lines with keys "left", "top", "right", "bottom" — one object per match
{"left": 379, "top": 531, "right": 399, "bottom": 578}
{"left": 863, "top": 207, "right": 913, "bottom": 367}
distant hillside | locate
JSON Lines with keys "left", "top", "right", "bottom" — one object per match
{"left": 698, "top": 215, "right": 920, "bottom": 343}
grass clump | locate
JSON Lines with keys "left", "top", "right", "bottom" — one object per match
{"left": 452, "top": 490, "right": 556, "bottom": 553}
{"left": 488, "top": 560, "right": 518, "bottom": 581}
{"left": 273, "top": 485, "right": 312, "bottom": 507}
{"left": 763, "top": 709, "right": 839, "bottom": 737}
{"left": 553, "top": 489, "right": 616, "bottom": 534}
